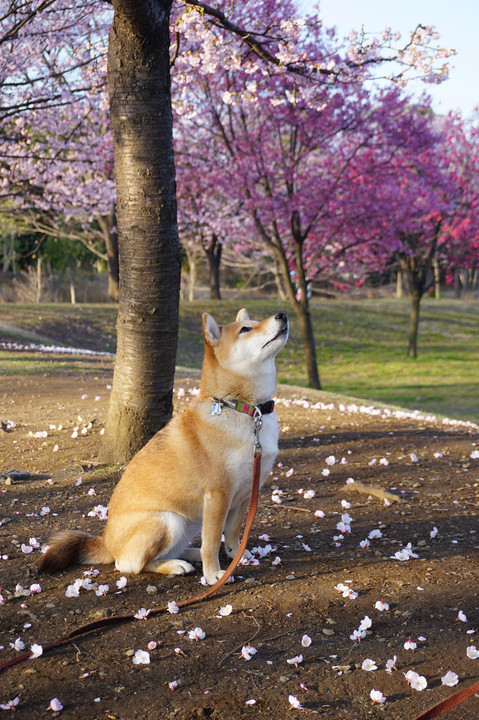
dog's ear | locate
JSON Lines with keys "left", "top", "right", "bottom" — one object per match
{"left": 202, "top": 313, "right": 221, "bottom": 346}
{"left": 235, "top": 308, "right": 250, "bottom": 324}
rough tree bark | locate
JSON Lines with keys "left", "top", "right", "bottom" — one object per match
{"left": 99, "top": 0, "right": 181, "bottom": 464}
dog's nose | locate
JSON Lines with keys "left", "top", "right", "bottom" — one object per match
{"left": 275, "top": 312, "right": 287, "bottom": 322}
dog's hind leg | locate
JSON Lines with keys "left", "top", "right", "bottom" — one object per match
{"left": 113, "top": 512, "right": 194, "bottom": 575}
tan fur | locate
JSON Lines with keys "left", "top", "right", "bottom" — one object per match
{"left": 41, "top": 309, "right": 288, "bottom": 585}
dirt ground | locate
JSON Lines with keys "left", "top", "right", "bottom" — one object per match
{"left": 1, "top": 358, "right": 479, "bottom": 719}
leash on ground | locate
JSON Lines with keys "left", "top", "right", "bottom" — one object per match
{"left": 411, "top": 678, "right": 479, "bottom": 719}
{"left": 3, "top": 432, "right": 478, "bottom": 720}
{"left": 0, "top": 450, "right": 262, "bottom": 675}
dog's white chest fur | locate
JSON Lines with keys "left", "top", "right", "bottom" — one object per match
{"left": 219, "top": 409, "right": 279, "bottom": 502}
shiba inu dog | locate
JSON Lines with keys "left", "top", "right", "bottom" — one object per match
{"left": 40, "top": 309, "right": 288, "bottom": 585}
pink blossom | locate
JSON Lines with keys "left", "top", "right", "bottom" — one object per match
{"left": 134, "top": 608, "right": 150, "bottom": 620}
{"left": 188, "top": 627, "right": 205, "bottom": 641}
{"left": 287, "top": 654, "right": 303, "bottom": 666}
{"left": 95, "top": 584, "right": 109, "bottom": 596}
{"left": 288, "top": 695, "right": 303, "bottom": 710}
{"left": 132, "top": 650, "right": 150, "bottom": 665}
{"left": 48, "top": 698, "right": 63, "bottom": 712}
{"left": 241, "top": 645, "right": 257, "bottom": 660}
{"left": 370, "top": 689, "right": 386, "bottom": 704}
{"left": 0, "top": 697, "right": 20, "bottom": 711}
{"left": 441, "top": 671, "right": 459, "bottom": 686}
{"left": 385, "top": 656, "right": 397, "bottom": 673}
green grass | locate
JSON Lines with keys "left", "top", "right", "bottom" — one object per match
{"left": 1, "top": 298, "right": 478, "bottom": 423}
{"left": 0, "top": 303, "right": 118, "bottom": 352}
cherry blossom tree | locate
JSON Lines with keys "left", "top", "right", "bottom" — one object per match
{"left": 343, "top": 99, "right": 462, "bottom": 357}
{"left": 174, "top": 74, "right": 372, "bottom": 388}
{"left": 0, "top": 1, "right": 107, "bottom": 121}
{"left": 381, "top": 110, "right": 478, "bottom": 355}
{"left": 175, "top": 127, "right": 244, "bottom": 300}
{"left": 172, "top": 42, "right": 453, "bottom": 385}
{"left": 439, "top": 112, "right": 479, "bottom": 296}
{"left": 0, "top": 1, "right": 118, "bottom": 296}
{"left": 1, "top": 0, "right": 456, "bottom": 459}
{"left": 2, "top": 109, "right": 119, "bottom": 298}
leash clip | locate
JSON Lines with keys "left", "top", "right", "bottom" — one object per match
{"left": 253, "top": 405, "right": 263, "bottom": 455}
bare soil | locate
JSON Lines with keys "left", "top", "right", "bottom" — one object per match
{"left": 1, "top": 360, "right": 479, "bottom": 719}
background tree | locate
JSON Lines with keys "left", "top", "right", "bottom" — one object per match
{"left": 173, "top": 67, "right": 438, "bottom": 385}
{"left": 439, "top": 112, "right": 479, "bottom": 297}
{"left": 175, "top": 127, "right": 244, "bottom": 300}
{"left": 344, "top": 99, "right": 459, "bottom": 357}
{"left": 0, "top": 1, "right": 119, "bottom": 297}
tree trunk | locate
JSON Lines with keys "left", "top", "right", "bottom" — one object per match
{"left": 396, "top": 270, "right": 402, "bottom": 298}
{"left": 36, "top": 256, "right": 42, "bottom": 303}
{"left": 291, "top": 225, "right": 321, "bottom": 389}
{"left": 272, "top": 242, "right": 321, "bottom": 389}
{"left": 295, "top": 300, "right": 321, "bottom": 388}
{"left": 407, "top": 288, "right": 422, "bottom": 359}
{"left": 204, "top": 233, "right": 222, "bottom": 300}
{"left": 183, "top": 247, "right": 197, "bottom": 302}
{"left": 433, "top": 256, "right": 441, "bottom": 299}
{"left": 97, "top": 210, "right": 120, "bottom": 302}
{"left": 100, "top": 0, "right": 180, "bottom": 465}
{"left": 272, "top": 256, "right": 287, "bottom": 301}
{"left": 396, "top": 267, "right": 412, "bottom": 298}
{"left": 454, "top": 267, "right": 462, "bottom": 298}
{"left": 69, "top": 268, "right": 76, "bottom": 304}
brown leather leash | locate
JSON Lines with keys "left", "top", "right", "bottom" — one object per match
{"left": 0, "top": 450, "right": 262, "bottom": 675}
{"left": 411, "top": 678, "right": 479, "bottom": 719}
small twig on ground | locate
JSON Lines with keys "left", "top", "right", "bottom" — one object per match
{"left": 218, "top": 614, "right": 261, "bottom": 666}
{"left": 265, "top": 504, "right": 313, "bottom": 513}
{"left": 340, "top": 481, "right": 403, "bottom": 503}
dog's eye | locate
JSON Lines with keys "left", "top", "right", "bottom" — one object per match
{"left": 239, "top": 326, "right": 252, "bottom": 334}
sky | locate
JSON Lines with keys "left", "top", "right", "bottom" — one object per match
{"left": 296, "top": 0, "right": 478, "bottom": 118}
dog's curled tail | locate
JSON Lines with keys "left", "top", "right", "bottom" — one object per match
{"left": 39, "top": 530, "right": 113, "bottom": 573}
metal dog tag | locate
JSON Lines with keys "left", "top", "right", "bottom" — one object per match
{"left": 211, "top": 400, "right": 223, "bottom": 416}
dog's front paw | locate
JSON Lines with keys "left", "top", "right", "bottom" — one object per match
{"left": 203, "top": 569, "right": 226, "bottom": 586}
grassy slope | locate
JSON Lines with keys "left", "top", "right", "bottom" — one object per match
{"left": 0, "top": 298, "right": 478, "bottom": 423}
